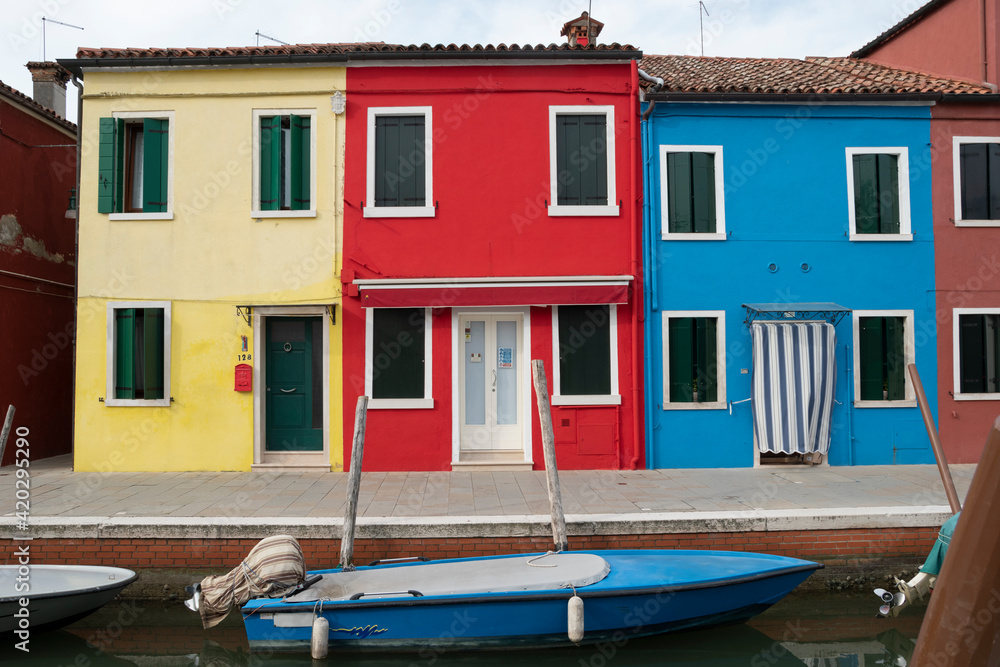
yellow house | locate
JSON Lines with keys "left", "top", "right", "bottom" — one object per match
{"left": 60, "top": 48, "right": 346, "bottom": 471}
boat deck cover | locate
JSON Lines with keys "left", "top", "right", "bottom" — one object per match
{"left": 289, "top": 552, "right": 610, "bottom": 602}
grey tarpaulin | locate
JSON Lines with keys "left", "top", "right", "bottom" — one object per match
{"left": 198, "top": 534, "right": 305, "bottom": 629}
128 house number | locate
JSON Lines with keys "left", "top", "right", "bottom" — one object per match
{"left": 237, "top": 354, "right": 252, "bottom": 361}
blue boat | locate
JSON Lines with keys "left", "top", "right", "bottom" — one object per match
{"left": 241, "top": 549, "right": 821, "bottom": 653}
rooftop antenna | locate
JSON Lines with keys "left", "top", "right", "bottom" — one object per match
{"left": 42, "top": 17, "right": 84, "bottom": 62}
{"left": 699, "top": 1, "right": 709, "bottom": 56}
{"left": 255, "top": 30, "right": 289, "bottom": 47}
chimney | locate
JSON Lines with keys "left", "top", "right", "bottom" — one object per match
{"left": 25, "top": 61, "right": 71, "bottom": 118}
{"left": 560, "top": 11, "right": 604, "bottom": 46}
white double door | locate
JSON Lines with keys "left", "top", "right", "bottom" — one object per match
{"left": 459, "top": 314, "right": 523, "bottom": 452}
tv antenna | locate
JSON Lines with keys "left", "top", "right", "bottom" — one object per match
{"left": 42, "top": 17, "right": 84, "bottom": 62}
{"left": 256, "top": 31, "right": 289, "bottom": 46}
{"left": 699, "top": 1, "right": 710, "bottom": 56}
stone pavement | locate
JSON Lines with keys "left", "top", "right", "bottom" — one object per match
{"left": 0, "top": 455, "right": 975, "bottom": 540}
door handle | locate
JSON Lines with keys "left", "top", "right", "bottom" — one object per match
{"left": 279, "top": 388, "right": 296, "bottom": 393}
{"left": 492, "top": 370, "right": 496, "bottom": 388}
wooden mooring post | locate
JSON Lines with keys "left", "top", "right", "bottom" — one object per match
{"left": 0, "top": 405, "right": 14, "bottom": 465}
{"left": 339, "top": 396, "right": 368, "bottom": 572}
{"left": 908, "top": 364, "right": 962, "bottom": 514}
{"left": 531, "top": 360, "right": 568, "bottom": 552}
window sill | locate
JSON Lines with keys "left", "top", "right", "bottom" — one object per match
{"left": 368, "top": 398, "right": 434, "bottom": 409}
{"left": 661, "top": 232, "right": 727, "bottom": 241}
{"left": 104, "top": 398, "right": 171, "bottom": 407}
{"left": 662, "top": 401, "right": 727, "bottom": 410}
{"left": 109, "top": 212, "right": 174, "bottom": 221}
{"left": 548, "top": 204, "right": 620, "bottom": 217}
{"left": 252, "top": 210, "right": 316, "bottom": 219}
{"left": 853, "top": 399, "right": 917, "bottom": 408}
{"left": 952, "top": 392, "right": 1000, "bottom": 401}
{"left": 363, "top": 206, "right": 435, "bottom": 218}
{"left": 954, "top": 219, "right": 1000, "bottom": 227}
{"left": 551, "top": 394, "right": 621, "bottom": 407}
{"left": 849, "top": 233, "right": 913, "bottom": 242}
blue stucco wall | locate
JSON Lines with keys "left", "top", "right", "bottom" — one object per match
{"left": 642, "top": 102, "right": 937, "bottom": 468}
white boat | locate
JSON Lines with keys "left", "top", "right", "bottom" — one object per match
{"left": 0, "top": 565, "right": 137, "bottom": 633}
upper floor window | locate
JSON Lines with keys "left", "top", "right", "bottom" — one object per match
{"left": 98, "top": 112, "right": 173, "bottom": 220}
{"left": 365, "top": 107, "right": 434, "bottom": 218}
{"left": 954, "top": 309, "right": 1000, "bottom": 399}
{"left": 660, "top": 146, "right": 726, "bottom": 240}
{"left": 846, "top": 148, "right": 911, "bottom": 240}
{"left": 953, "top": 137, "right": 1000, "bottom": 226}
{"left": 548, "top": 106, "right": 618, "bottom": 217}
{"left": 253, "top": 110, "right": 316, "bottom": 217}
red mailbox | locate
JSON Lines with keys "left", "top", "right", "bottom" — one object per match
{"left": 235, "top": 363, "right": 253, "bottom": 392}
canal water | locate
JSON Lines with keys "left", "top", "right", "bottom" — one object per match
{"left": 0, "top": 590, "right": 925, "bottom": 665}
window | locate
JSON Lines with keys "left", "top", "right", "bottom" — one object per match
{"left": 365, "top": 308, "right": 433, "bottom": 408}
{"left": 846, "top": 148, "right": 911, "bottom": 240}
{"left": 98, "top": 112, "right": 173, "bottom": 219}
{"left": 662, "top": 311, "right": 727, "bottom": 408}
{"left": 954, "top": 309, "right": 1000, "bottom": 398}
{"left": 253, "top": 110, "right": 316, "bottom": 216}
{"left": 953, "top": 137, "right": 1000, "bottom": 226}
{"left": 548, "top": 106, "right": 618, "bottom": 217}
{"left": 365, "top": 107, "right": 434, "bottom": 218}
{"left": 853, "top": 311, "right": 914, "bottom": 406}
{"left": 105, "top": 301, "right": 171, "bottom": 407}
{"left": 660, "top": 146, "right": 726, "bottom": 240}
{"left": 552, "top": 305, "right": 620, "bottom": 406}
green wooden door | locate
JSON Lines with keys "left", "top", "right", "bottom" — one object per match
{"left": 266, "top": 317, "right": 322, "bottom": 451}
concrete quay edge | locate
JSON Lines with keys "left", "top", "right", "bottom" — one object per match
{"left": 0, "top": 505, "right": 954, "bottom": 540}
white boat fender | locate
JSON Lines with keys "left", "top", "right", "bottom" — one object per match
{"left": 568, "top": 594, "right": 584, "bottom": 644}
{"left": 311, "top": 616, "right": 329, "bottom": 659}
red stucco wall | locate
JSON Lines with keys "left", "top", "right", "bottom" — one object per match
{"left": 341, "top": 63, "right": 640, "bottom": 471}
{"left": 0, "top": 96, "right": 76, "bottom": 464}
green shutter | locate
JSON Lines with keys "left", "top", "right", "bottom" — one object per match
{"left": 98, "top": 118, "right": 117, "bottom": 213}
{"left": 115, "top": 119, "right": 126, "bottom": 213}
{"left": 259, "top": 116, "right": 280, "bottom": 210}
{"left": 854, "top": 154, "right": 879, "bottom": 234}
{"left": 876, "top": 154, "right": 900, "bottom": 234}
{"left": 667, "top": 153, "right": 693, "bottom": 233}
{"left": 668, "top": 318, "right": 694, "bottom": 402}
{"left": 859, "top": 317, "right": 883, "bottom": 400}
{"left": 580, "top": 115, "right": 608, "bottom": 206}
{"left": 115, "top": 309, "right": 136, "bottom": 399}
{"left": 375, "top": 115, "right": 426, "bottom": 208}
{"left": 142, "top": 118, "right": 168, "bottom": 213}
{"left": 290, "top": 115, "right": 311, "bottom": 210}
{"left": 960, "top": 144, "right": 988, "bottom": 220}
{"left": 556, "top": 115, "right": 580, "bottom": 206}
{"left": 885, "top": 316, "right": 906, "bottom": 400}
{"left": 989, "top": 144, "right": 1000, "bottom": 219}
{"left": 691, "top": 152, "right": 716, "bottom": 234}
{"left": 372, "top": 308, "right": 424, "bottom": 399}
{"left": 696, "top": 318, "right": 718, "bottom": 402}
{"left": 993, "top": 316, "right": 1000, "bottom": 393}
{"left": 143, "top": 308, "right": 164, "bottom": 400}
{"left": 558, "top": 306, "right": 611, "bottom": 395}
{"left": 959, "top": 314, "right": 986, "bottom": 393}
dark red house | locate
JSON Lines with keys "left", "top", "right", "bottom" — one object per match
{"left": 340, "top": 19, "right": 645, "bottom": 471}
{"left": 0, "top": 63, "right": 77, "bottom": 464}
{"left": 853, "top": 0, "right": 1000, "bottom": 462}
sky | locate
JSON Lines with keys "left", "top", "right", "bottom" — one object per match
{"left": 2, "top": 0, "right": 930, "bottom": 124}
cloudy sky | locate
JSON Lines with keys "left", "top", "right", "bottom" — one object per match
{"left": 3, "top": 0, "right": 926, "bottom": 123}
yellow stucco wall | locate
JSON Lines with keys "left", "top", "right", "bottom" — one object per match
{"left": 74, "top": 66, "right": 345, "bottom": 471}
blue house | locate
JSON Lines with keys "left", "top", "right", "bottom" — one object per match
{"left": 638, "top": 56, "right": 974, "bottom": 468}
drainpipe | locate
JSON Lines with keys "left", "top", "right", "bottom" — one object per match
{"left": 70, "top": 75, "right": 82, "bottom": 464}
{"left": 638, "top": 69, "right": 664, "bottom": 121}
{"left": 982, "top": 0, "right": 990, "bottom": 86}
{"left": 629, "top": 60, "right": 643, "bottom": 470}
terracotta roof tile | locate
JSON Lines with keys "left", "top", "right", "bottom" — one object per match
{"left": 639, "top": 54, "right": 992, "bottom": 96}
{"left": 0, "top": 79, "right": 77, "bottom": 133}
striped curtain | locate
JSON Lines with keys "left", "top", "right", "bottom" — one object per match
{"left": 752, "top": 322, "right": 837, "bottom": 454}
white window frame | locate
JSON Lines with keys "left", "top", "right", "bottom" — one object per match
{"left": 952, "top": 136, "right": 1000, "bottom": 227}
{"left": 660, "top": 145, "right": 727, "bottom": 241}
{"left": 108, "top": 111, "right": 175, "bottom": 221}
{"left": 365, "top": 106, "right": 434, "bottom": 218}
{"left": 952, "top": 307, "right": 1000, "bottom": 400}
{"left": 852, "top": 309, "right": 917, "bottom": 408}
{"left": 251, "top": 108, "right": 318, "bottom": 218}
{"left": 661, "top": 310, "right": 727, "bottom": 410}
{"left": 845, "top": 147, "right": 912, "bottom": 241}
{"left": 105, "top": 300, "right": 172, "bottom": 407}
{"left": 548, "top": 105, "right": 619, "bottom": 217}
{"left": 551, "top": 304, "right": 621, "bottom": 406}
{"left": 365, "top": 307, "right": 433, "bottom": 409}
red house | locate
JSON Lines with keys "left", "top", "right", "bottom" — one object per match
{"left": 0, "top": 63, "right": 77, "bottom": 464}
{"left": 340, "top": 18, "right": 644, "bottom": 471}
{"left": 853, "top": 0, "right": 1000, "bottom": 462}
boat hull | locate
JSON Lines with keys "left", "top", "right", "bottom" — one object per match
{"left": 243, "top": 549, "right": 820, "bottom": 652}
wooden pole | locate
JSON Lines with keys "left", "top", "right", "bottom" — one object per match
{"left": 911, "top": 415, "right": 1000, "bottom": 665}
{"left": 339, "top": 396, "right": 368, "bottom": 572}
{"left": 908, "top": 364, "right": 962, "bottom": 514}
{"left": 0, "top": 406, "right": 15, "bottom": 466}
{"left": 531, "top": 360, "right": 568, "bottom": 552}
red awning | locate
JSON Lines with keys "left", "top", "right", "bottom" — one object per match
{"left": 356, "top": 277, "right": 631, "bottom": 308}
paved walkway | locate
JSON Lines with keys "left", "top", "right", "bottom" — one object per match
{"left": 0, "top": 456, "right": 974, "bottom": 539}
